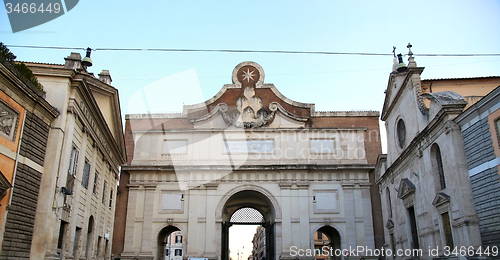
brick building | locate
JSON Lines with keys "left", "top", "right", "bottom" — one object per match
{"left": 114, "top": 61, "right": 383, "bottom": 260}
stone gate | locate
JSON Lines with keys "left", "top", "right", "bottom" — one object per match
{"left": 114, "top": 61, "right": 383, "bottom": 260}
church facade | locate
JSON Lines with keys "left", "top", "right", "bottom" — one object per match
{"left": 115, "top": 62, "right": 383, "bottom": 260}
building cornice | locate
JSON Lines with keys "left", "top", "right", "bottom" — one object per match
{"left": 0, "top": 63, "right": 59, "bottom": 119}
{"left": 122, "top": 164, "right": 376, "bottom": 172}
{"left": 381, "top": 67, "right": 425, "bottom": 121}
{"left": 376, "top": 106, "right": 461, "bottom": 185}
{"left": 69, "top": 75, "right": 126, "bottom": 168}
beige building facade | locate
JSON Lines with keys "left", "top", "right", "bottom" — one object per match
{"left": 116, "top": 61, "right": 383, "bottom": 260}
{"left": 0, "top": 53, "right": 59, "bottom": 259}
{"left": 22, "top": 53, "right": 126, "bottom": 260}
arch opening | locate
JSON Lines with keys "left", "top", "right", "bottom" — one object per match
{"left": 222, "top": 190, "right": 276, "bottom": 260}
{"left": 314, "top": 226, "right": 341, "bottom": 260}
{"left": 157, "top": 225, "right": 182, "bottom": 260}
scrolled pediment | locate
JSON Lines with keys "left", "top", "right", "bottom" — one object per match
{"left": 185, "top": 61, "right": 314, "bottom": 129}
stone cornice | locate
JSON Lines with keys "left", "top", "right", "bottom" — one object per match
{"left": 68, "top": 77, "right": 125, "bottom": 169}
{"left": 27, "top": 63, "right": 126, "bottom": 167}
{"left": 129, "top": 127, "right": 368, "bottom": 133}
{"left": 0, "top": 63, "right": 59, "bottom": 119}
{"left": 84, "top": 75, "right": 126, "bottom": 159}
{"left": 122, "top": 164, "right": 376, "bottom": 172}
{"left": 381, "top": 67, "right": 425, "bottom": 121}
{"left": 376, "top": 106, "right": 459, "bottom": 186}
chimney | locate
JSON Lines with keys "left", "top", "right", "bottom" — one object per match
{"left": 98, "top": 70, "right": 112, "bottom": 85}
{"left": 64, "top": 52, "right": 83, "bottom": 70}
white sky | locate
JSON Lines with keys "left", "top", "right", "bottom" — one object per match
{"left": 229, "top": 225, "right": 259, "bottom": 260}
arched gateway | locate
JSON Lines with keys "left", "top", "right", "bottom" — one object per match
{"left": 219, "top": 189, "right": 277, "bottom": 260}
{"left": 116, "top": 62, "right": 383, "bottom": 260}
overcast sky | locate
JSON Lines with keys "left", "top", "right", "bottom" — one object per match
{"left": 2, "top": 1, "right": 499, "bottom": 258}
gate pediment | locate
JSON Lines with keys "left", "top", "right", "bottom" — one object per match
{"left": 186, "top": 61, "right": 313, "bottom": 128}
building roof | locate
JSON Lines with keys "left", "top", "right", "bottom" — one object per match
{"left": 422, "top": 76, "right": 500, "bottom": 81}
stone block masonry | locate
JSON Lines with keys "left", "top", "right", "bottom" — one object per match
{"left": 1, "top": 111, "right": 49, "bottom": 259}
{"left": 1, "top": 163, "right": 42, "bottom": 259}
{"left": 19, "top": 111, "right": 50, "bottom": 166}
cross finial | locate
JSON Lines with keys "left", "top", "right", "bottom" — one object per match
{"left": 392, "top": 46, "right": 396, "bottom": 57}
{"left": 407, "top": 43, "right": 413, "bottom": 56}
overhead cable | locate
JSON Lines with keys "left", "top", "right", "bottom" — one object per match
{"left": 6, "top": 44, "right": 500, "bottom": 57}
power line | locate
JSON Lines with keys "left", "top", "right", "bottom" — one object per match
{"left": 6, "top": 44, "right": 500, "bottom": 57}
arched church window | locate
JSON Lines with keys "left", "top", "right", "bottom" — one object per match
{"left": 431, "top": 143, "right": 446, "bottom": 190}
{"left": 397, "top": 119, "right": 406, "bottom": 149}
{"left": 386, "top": 187, "right": 393, "bottom": 218}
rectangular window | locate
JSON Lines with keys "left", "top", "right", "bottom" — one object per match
{"left": 408, "top": 206, "right": 420, "bottom": 249}
{"left": 175, "top": 249, "right": 182, "bottom": 256}
{"left": 82, "top": 159, "right": 91, "bottom": 189}
{"left": 57, "top": 221, "right": 67, "bottom": 250}
{"left": 102, "top": 181, "right": 107, "bottom": 204}
{"left": 310, "top": 139, "right": 335, "bottom": 154}
{"left": 164, "top": 140, "right": 187, "bottom": 154}
{"left": 442, "top": 212, "right": 454, "bottom": 248}
{"left": 92, "top": 172, "right": 99, "bottom": 194}
{"left": 97, "top": 236, "right": 102, "bottom": 256}
{"left": 224, "top": 140, "right": 275, "bottom": 154}
{"left": 109, "top": 189, "right": 113, "bottom": 209}
{"left": 74, "top": 227, "right": 81, "bottom": 257}
{"left": 68, "top": 145, "right": 79, "bottom": 176}
{"left": 161, "top": 193, "right": 183, "bottom": 210}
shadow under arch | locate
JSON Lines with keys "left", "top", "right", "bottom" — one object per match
{"left": 313, "top": 225, "right": 342, "bottom": 260}
{"left": 157, "top": 225, "right": 182, "bottom": 260}
{"left": 219, "top": 188, "right": 278, "bottom": 260}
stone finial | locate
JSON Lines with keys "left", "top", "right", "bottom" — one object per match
{"left": 64, "top": 52, "right": 83, "bottom": 70}
{"left": 392, "top": 46, "right": 398, "bottom": 72}
{"left": 407, "top": 43, "right": 417, "bottom": 68}
{"left": 98, "top": 70, "right": 112, "bottom": 85}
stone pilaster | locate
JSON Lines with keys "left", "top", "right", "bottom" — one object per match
{"left": 121, "top": 184, "right": 140, "bottom": 259}
{"left": 343, "top": 183, "right": 357, "bottom": 247}
{"left": 204, "top": 184, "right": 218, "bottom": 258}
{"left": 138, "top": 184, "right": 156, "bottom": 259}
{"left": 361, "top": 184, "right": 375, "bottom": 248}
{"left": 297, "top": 182, "right": 310, "bottom": 249}
{"left": 186, "top": 189, "right": 199, "bottom": 257}
{"left": 279, "top": 182, "right": 292, "bottom": 256}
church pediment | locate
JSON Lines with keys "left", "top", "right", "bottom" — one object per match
{"left": 432, "top": 192, "right": 450, "bottom": 207}
{"left": 386, "top": 219, "right": 395, "bottom": 230}
{"left": 186, "top": 61, "right": 314, "bottom": 129}
{"left": 397, "top": 178, "right": 416, "bottom": 199}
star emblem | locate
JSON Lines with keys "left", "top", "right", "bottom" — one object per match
{"left": 241, "top": 68, "right": 256, "bottom": 83}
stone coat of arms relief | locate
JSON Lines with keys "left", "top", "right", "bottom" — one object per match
{"left": 0, "top": 101, "right": 19, "bottom": 142}
{"left": 221, "top": 65, "right": 277, "bottom": 128}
